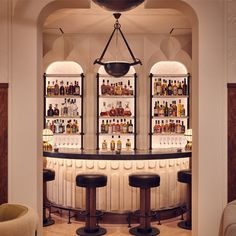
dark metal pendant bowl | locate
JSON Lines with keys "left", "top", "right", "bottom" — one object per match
{"left": 92, "top": 0, "right": 145, "bottom": 12}
{"left": 104, "top": 62, "right": 130, "bottom": 77}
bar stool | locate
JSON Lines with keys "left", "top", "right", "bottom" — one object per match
{"left": 129, "top": 173, "right": 160, "bottom": 236}
{"left": 177, "top": 169, "right": 192, "bottom": 230}
{"left": 76, "top": 173, "right": 107, "bottom": 236}
{"left": 43, "top": 168, "right": 55, "bottom": 227}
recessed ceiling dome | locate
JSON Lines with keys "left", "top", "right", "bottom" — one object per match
{"left": 92, "top": 0, "right": 145, "bottom": 12}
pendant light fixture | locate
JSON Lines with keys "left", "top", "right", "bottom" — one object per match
{"left": 94, "top": 13, "right": 142, "bottom": 77}
{"left": 92, "top": 0, "right": 145, "bottom": 12}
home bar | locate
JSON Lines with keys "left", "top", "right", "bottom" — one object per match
{"left": 42, "top": 5, "right": 192, "bottom": 234}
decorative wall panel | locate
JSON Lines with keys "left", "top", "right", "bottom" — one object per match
{"left": 47, "top": 157, "right": 189, "bottom": 212}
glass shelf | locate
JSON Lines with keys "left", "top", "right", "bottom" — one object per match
{"left": 99, "top": 133, "right": 135, "bottom": 136}
{"left": 45, "top": 116, "right": 81, "bottom": 119}
{"left": 152, "top": 95, "right": 189, "bottom": 98}
{"left": 45, "top": 95, "right": 81, "bottom": 98}
{"left": 53, "top": 133, "right": 82, "bottom": 136}
{"left": 152, "top": 133, "right": 185, "bottom": 136}
{"left": 99, "top": 116, "right": 134, "bottom": 119}
{"left": 152, "top": 116, "right": 189, "bottom": 119}
{"left": 99, "top": 95, "right": 134, "bottom": 98}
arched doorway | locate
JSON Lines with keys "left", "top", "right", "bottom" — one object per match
{"left": 11, "top": 1, "right": 227, "bottom": 236}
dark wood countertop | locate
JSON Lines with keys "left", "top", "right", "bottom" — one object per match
{"left": 43, "top": 148, "right": 191, "bottom": 160}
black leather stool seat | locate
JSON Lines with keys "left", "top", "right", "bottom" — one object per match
{"left": 129, "top": 173, "right": 160, "bottom": 188}
{"left": 76, "top": 174, "right": 107, "bottom": 188}
{"left": 43, "top": 168, "right": 55, "bottom": 182}
{"left": 178, "top": 169, "right": 191, "bottom": 184}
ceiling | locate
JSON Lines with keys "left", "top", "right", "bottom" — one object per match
{"left": 43, "top": 2, "right": 191, "bottom": 35}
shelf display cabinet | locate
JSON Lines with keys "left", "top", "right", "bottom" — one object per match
{"left": 96, "top": 72, "right": 137, "bottom": 151}
{"left": 44, "top": 72, "right": 84, "bottom": 149}
{"left": 149, "top": 73, "right": 190, "bottom": 150}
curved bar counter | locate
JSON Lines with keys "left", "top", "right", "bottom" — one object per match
{"left": 44, "top": 149, "right": 191, "bottom": 220}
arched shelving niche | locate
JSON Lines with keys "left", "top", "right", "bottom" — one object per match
{"left": 149, "top": 61, "right": 190, "bottom": 150}
{"left": 44, "top": 61, "right": 85, "bottom": 150}
{"left": 96, "top": 65, "right": 137, "bottom": 151}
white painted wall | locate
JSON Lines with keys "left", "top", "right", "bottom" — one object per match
{"left": 0, "top": 0, "right": 229, "bottom": 236}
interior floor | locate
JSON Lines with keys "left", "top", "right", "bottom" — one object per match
{"left": 43, "top": 214, "right": 192, "bottom": 236}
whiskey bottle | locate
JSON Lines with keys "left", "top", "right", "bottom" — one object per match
{"left": 172, "top": 101, "right": 177, "bottom": 117}
{"left": 167, "top": 80, "right": 173, "bottom": 95}
{"left": 117, "top": 136, "right": 122, "bottom": 151}
{"left": 128, "top": 120, "right": 133, "bottom": 133}
{"left": 181, "top": 121, "right": 186, "bottom": 134}
{"left": 183, "top": 78, "right": 188, "bottom": 95}
{"left": 101, "top": 120, "right": 105, "bottom": 133}
{"left": 105, "top": 120, "right": 109, "bottom": 133}
{"left": 153, "top": 120, "right": 159, "bottom": 134}
{"left": 173, "top": 80, "right": 178, "bottom": 95}
{"left": 53, "top": 104, "right": 60, "bottom": 116}
{"left": 177, "top": 81, "right": 183, "bottom": 95}
{"left": 59, "top": 81, "right": 65, "bottom": 95}
{"left": 164, "top": 102, "right": 169, "bottom": 117}
{"left": 126, "top": 139, "right": 131, "bottom": 151}
{"left": 65, "top": 82, "right": 69, "bottom": 95}
{"left": 102, "top": 140, "right": 108, "bottom": 151}
{"left": 47, "top": 104, "right": 54, "bottom": 117}
{"left": 47, "top": 81, "right": 51, "bottom": 96}
{"left": 72, "top": 120, "right": 77, "bottom": 134}
{"left": 59, "top": 120, "right": 64, "bottom": 133}
{"left": 154, "top": 101, "right": 159, "bottom": 117}
{"left": 181, "top": 105, "right": 186, "bottom": 117}
{"left": 156, "top": 78, "right": 162, "bottom": 95}
{"left": 66, "top": 120, "right": 72, "bottom": 134}
{"left": 101, "top": 79, "right": 106, "bottom": 95}
{"left": 112, "top": 119, "right": 116, "bottom": 133}
{"left": 177, "top": 99, "right": 182, "bottom": 117}
{"left": 51, "top": 81, "right": 55, "bottom": 95}
{"left": 110, "top": 136, "right": 115, "bottom": 151}
{"left": 74, "top": 81, "right": 80, "bottom": 96}
{"left": 123, "top": 119, "right": 128, "bottom": 133}
{"left": 54, "top": 80, "right": 59, "bottom": 96}
{"left": 108, "top": 120, "right": 112, "bottom": 134}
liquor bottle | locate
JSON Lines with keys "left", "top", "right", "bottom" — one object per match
{"left": 156, "top": 78, "right": 162, "bottom": 95}
{"left": 47, "top": 104, "right": 54, "bottom": 117}
{"left": 54, "top": 119, "right": 60, "bottom": 134}
{"left": 154, "top": 78, "right": 157, "bottom": 95}
{"left": 126, "top": 139, "right": 131, "bottom": 151}
{"left": 72, "top": 99, "right": 79, "bottom": 117}
{"left": 177, "top": 99, "right": 182, "bottom": 117}
{"left": 181, "top": 105, "right": 186, "bottom": 117}
{"left": 101, "top": 79, "right": 106, "bottom": 95}
{"left": 110, "top": 83, "right": 115, "bottom": 95}
{"left": 105, "top": 120, "right": 109, "bottom": 133}
{"left": 59, "top": 120, "right": 64, "bottom": 133}
{"left": 153, "top": 120, "right": 159, "bottom": 134}
{"left": 67, "top": 99, "right": 72, "bottom": 116}
{"left": 109, "top": 103, "right": 117, "bottom": 116}
{"left": 112, "top": 119, "right": 116, "bottom": 133}
{"left": 62, "top": 120, "right": 65, "bottom": 133}
{"left": 116, "top": 82, "right": 122, "bottom": 95}
{"left": 161, "top": 120, "right": 165, "bottom": 132}
{"left": 62, "top": 98, "right": 68, "bottom": 117}
{"left": 72, "top": 81, "right": 76, "bottom": 95}
{"left": 116, "top": 120, "right": 120, "bottom": 133}
{"left": 183, "top": 78, "right": 188, "bottom": 95}
{"left": 117, "top": 101, "right": 124, "bottom": 116}
{"left": 181, "top": 121, "right": 186, "bottom": 134}
{"left": 100, "top": 102, "right": 109, "bottom": 116}
{"left": 164, "top": 102, "right": 169, "bottom": 117}
{"left": 117, "top": 135, "right": 122, "bottom": 151}
{"left": 128, "top": 120, "right": 133, "bottom": 133}
{"left": 47, "top": 81, "right": 51, "bottom": 96}
{"left": 110, "top": 136, "right": 115, "bottom": 151}
{"left": 54, "top": 80, "right": 59, "bottom": 96}
{"left": 50, "top": 120, "right": 55, "bottom": 133}
{"left": 108, "top": 120, "right": 112, "bottom": 134}
{"left": 177, "top": 81, "right": 183, "bottom": 95}
{"left": 167, "top": 80, "right": 173, "bottom": 95}
{"left": 124, "top": 102, "right": 132, "bottom": 116}
{"left": 53, "top": 104, "right": 60, "bottom": 116}
{"left": 123, "top": 84, "right": 129, "bottom": 95}
{"left": 170, "top": 120, "right": 176, "bottom": 133}
{"left": 74, "top": 81, "right": 80, "bottom": 95}
{"left": 120, "top": 119, "right": 124, "bottom": 133}
{"left": 68, "top": 82, "right": 73, "bottom": 95}
{"left": 59, "top": 81, "right": 65, "bottom": 95}
{"left": 102, "top": 140, "right": 108, "bottom": 151}
{"left": 72, "top": 120, "right": 77, "bottom": 133}
{"left": 66, "top": 120, "right": 72, "bottom": 134}
{"left": 65, "top": 82, "right": 69, "bottom": 95}
{"left": 129, "top": 85, "right": 134, "bottom": 96}
{"left": 101, "top": 120, "right": 105, "bottom": 133}
{"left": 154, "top": 101, "right": 159, "bottom": 117}
{"left": 106, "top": 80, "right": 111, "bottom": 95}
{"left": 163, "top": 80, "right": 168, "bottom": 96}
{"left": 51, "top": 81, "right": 55, "bottom": 95}
{"left": 176, "top": 120, "right": 182, "bottom": 134}
{"left": 172, "top": 101, "right": 177, "bottom": 117}
{"left": 123, "top": 119, "right": 128, "bottom": 133}
{"left": 168, "top": 104, "right": 173, "bottom": 117}
{"left": 46, "top": 120, "right": 51, "bottom": 129}
{"left": 158, "top": 105, "right": 164, "bottom": 117}
{"left": 173, "top": 80, "right": 178, "bottom": 95}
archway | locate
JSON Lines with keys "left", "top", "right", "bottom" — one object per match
{"left": 11, "top": 1, "right": 227, "bottom": 236}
